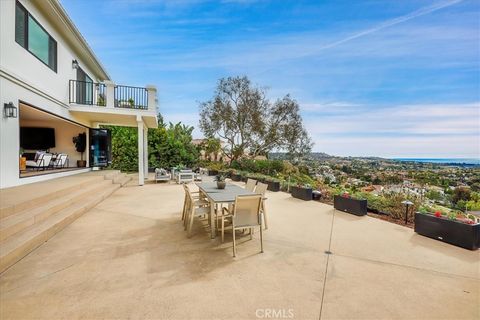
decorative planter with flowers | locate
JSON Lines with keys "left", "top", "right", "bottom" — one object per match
{"left": 290, "top": 185, "right": 313, "bottom": 201}
{"left": 414, "top": 211, "right": 480, "bottom": 250}
{"left": 334, "top": 194, "right": 367, "bottom": 216}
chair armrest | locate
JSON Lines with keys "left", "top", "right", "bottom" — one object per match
{"left": 222, "top": 207, "right": 231, "bottom": 215}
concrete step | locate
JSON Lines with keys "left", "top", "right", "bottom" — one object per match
{"left": 114, "top": 174, "right": 132, "bottom": 186}
{"left": 0, "top": 183, "right": 120, "bottom": 274}
{"left": 103, "top": 170, "right": 121, "bottom": 180}
{"left": 0, "top": 175, "right": 106, "bottom": 219}
{"left": 0, "top": 179, "right": 114, "bottom": 243}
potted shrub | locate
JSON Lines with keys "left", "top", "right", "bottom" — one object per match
{"left": 414, "top": 210, "right": 480, "bottom": 250}
{"left": 291, "top": 184, "right": 313, "bottom": 201}
{"left": 215, "top": 174, "right": 226, "bottom": 189}
{"left": 72, "top": 133, "right": 87, "bottom": 167}
{"left": 334, "top": 193, "right": 367, "bottom": 216}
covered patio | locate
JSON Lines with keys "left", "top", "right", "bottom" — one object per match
{"left": 0, "top": 177, "right": 478, "bottom": 319}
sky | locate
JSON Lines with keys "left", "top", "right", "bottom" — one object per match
{"left": 60, "top": 0, "right": 480, "bottom": 158}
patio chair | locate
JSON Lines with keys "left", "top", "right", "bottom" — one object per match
{"left": 26, "top": 153, "right": 52, "bottom": 171}
{"left": 155, "top": 168, "right": 170, "bottom": 183}
{"left": 245, "top": 178, "right": 257, "bottom": 192}
{"left": 254, "top": 182, "right": 269, "bottom": 230}
{"left": 52, "top": 153, "right": 68, "bottom": 168}
{"left": 182, "top": 184, "right": 207, "bottom": 221}
{"left": 185, "top": 187, "right": 211, "bottom": 237}
{"left": 221, "top": 194, "right": 264, "bottom": 257}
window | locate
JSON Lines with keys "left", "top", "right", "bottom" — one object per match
{"left": 76, "top": 68, "right": 93, "bottom": 104}
{"left": 15, "top": 1, "right": 57, "bottom": 72}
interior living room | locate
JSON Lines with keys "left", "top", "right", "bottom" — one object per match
{"left": 19, "top": 102, "right": 88, "bottom": 178}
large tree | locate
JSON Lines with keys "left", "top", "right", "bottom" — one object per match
{"left": 199, "top": 76, "right": 312, "bottom": 162}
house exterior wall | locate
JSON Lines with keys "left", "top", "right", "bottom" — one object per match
{"left": 0, "top": 0, "right": 103, "bottom": 188}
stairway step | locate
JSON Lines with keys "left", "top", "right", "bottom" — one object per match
{"left": 115, "top": 175, "right": 132, "bottom": 186}
{"left": 0, "top": 183, "right": 120, "bottom": 274}
{"left": 104, "top": 170, "right": 121, "bottom": 180}
{"left": 0, "top": 175, "right": 105, "bottom": 219}
{"left": 0, "top": 179, "right": 114, "bottom": 243}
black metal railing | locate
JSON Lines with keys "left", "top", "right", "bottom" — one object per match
{"left": 69, "top": 80, "right": 106, "bottom": 106}
{"left": 114, "top": 85, "right": 148, "bottom": 109}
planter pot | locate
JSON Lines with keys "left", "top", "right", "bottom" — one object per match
{"left": 77, "top": 160, "right": 87, "bottom": 168}
{"left": 266, "top": 181, "right": 280, "bottom": 192}
{"left": 208, "top": 170, "right": 218, "bottom": 176}
{"left": 241, "top": 176, "right": 248, "bottom": 182}
{"left": 312, "top": 190, "right": 321, "bottom": 200}
{"left": 414, "top": 212, "right": 480, "bottom": 250}
{"left": 232, "top": 174, "right": 242, "bottom": 182}
{"left": 290, "top": 186, "right": 313, "bottom": 201}
{"left": 334, "top": 195, "right": 367, "bottom": 216}
{"left": 216, "top": 181, "right": 226, "bottom": 189}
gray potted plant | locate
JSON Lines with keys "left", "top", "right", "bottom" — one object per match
{"left": 215, "top": 174, "right": 226, "bottom": 189}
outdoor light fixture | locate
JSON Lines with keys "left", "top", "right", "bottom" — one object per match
{"left": 72, "top": 59, "right": 79, "bottom": 69}
{"left": 3, "top": 102, "right": 17, "bottom": 118}
{"left": 401, "top": 200, "right": 414, "bottom": 225}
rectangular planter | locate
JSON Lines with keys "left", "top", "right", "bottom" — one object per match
{"left": 290, "top": 186, "right": 312, "bottom": 201}
{"left": 266, "top": 181, "right": 280, "bottom": 192}
{"left": 231, "top": 174, "right": 242, "bottom": 182}
{"left": 414, "top": 212, "right": 480, "bottom": 250}
{"left": 208, "top": 170, "right": 218, "bottom": 176}
{"left": 334, "top": 195, "right": 367, "bottom": 216}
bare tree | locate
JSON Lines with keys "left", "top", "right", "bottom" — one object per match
{"left": 199, "top": 76, "right": 312, "bottom": 162}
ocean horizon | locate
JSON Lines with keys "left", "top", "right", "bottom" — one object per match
{"left": 393, "top": 158, "right": 480, "bottom": 165}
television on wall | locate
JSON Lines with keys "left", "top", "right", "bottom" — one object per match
{"left": 20, "top": 127, "right": 55, "bottom": 150}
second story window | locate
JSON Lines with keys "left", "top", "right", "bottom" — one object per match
{"left": 15, "top": 1, "right": 57, "bottom": 72}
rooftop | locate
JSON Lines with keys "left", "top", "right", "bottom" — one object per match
{"left": 0, "top": 175, "right": 478, "bottom": 319}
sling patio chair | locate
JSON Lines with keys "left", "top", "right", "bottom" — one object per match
{"left": 245, "top": 178, "right": 257, "bottom": 192}
{"left": 221, "top": 194, "right": 264, "bottom": 257}
{"left": 254, "top": 182, "right": 269, "bottom": 230}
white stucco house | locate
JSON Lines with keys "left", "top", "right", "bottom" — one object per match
{"left": 0, "top": 0, "right": 158, "bottom": 189}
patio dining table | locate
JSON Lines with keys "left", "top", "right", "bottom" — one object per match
{"left": 196, "top": 182, "right": 256, "bottom": 239}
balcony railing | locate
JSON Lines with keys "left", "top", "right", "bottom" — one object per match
{"left": 69, "top": 80, "right": 106, "bottom": 106}
{"left": 69, "top": 80, "right": 155, "bottom": 111}
{"left": 114, "top": 85, "right": 148, "bottom": 110}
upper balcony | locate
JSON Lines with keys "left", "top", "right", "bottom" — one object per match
{"left": 68, "top": 79, "right": 157, "bottom": 112}
{"left": 67, "top": 80, "right": 158, "bottom": 128}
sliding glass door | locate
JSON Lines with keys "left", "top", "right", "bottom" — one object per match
{"left": 89, "top": 129, "right": 111, "bottom": 167}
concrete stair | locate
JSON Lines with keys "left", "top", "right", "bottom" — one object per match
{"left": 0, "top": 171, "right": 127, "bottom": 274}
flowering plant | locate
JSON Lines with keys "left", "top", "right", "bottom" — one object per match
{"left": 434, "top": 211, "right": 442, "bottom": 218}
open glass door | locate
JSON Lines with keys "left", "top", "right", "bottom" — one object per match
{"left": 89, "top": 128, "right": 111, "bottom": 167}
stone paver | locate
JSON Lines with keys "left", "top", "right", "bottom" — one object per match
{"left": 0, "top": 178, "right": 478, "bottom": 319}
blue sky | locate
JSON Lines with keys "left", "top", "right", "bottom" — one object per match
{"left": 60, "top": 0, "right": 480, "bottom": 158}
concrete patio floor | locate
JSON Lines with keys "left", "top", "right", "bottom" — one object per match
{"left": 0, "top": 177, "right": 479, "bottom": 319}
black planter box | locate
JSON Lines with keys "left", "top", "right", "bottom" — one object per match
{"left": 414, "top": 212, "right": 480, "bottom": 250}
{"left": 290, "top": 186, "right": 312, "bottom": 201}
{"left": 266, "top": 181, "right": 280, "bottom": 192}
{"left": 334, "top": 195, "right": 367, "bottom": 216}
{"left": 312, "top": 190, "right": 321, "bottom": 200}
{"left": 208, "top": 170, "right": 218, "bottom": 176}
{"left": 231, "top": 174, "right": 242, "bottom": 182}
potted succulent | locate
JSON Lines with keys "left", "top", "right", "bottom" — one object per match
{"left": 333, "top": 192, "right": 367, "bottom": 216}
{"left": 72, "top": 133, "right": 87, "bottom": 167}
{"left": 215, "top": 174, "right": 226, "bottom": 189}
{"left": 415, "top": 210, "right": 480, "bottom": 250}
{"left": 291, "top": 184, "right": 313, "bottom": 201}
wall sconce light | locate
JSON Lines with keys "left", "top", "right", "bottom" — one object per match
{"left": 72, "top": 59, "right": 79, "bottom": 69}
{"left": 3, "top": 102, "right": 18, "bottom": 118}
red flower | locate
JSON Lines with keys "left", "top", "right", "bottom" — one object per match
{"left": 434, "top": 211, "right": 442, "bottom": 218}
